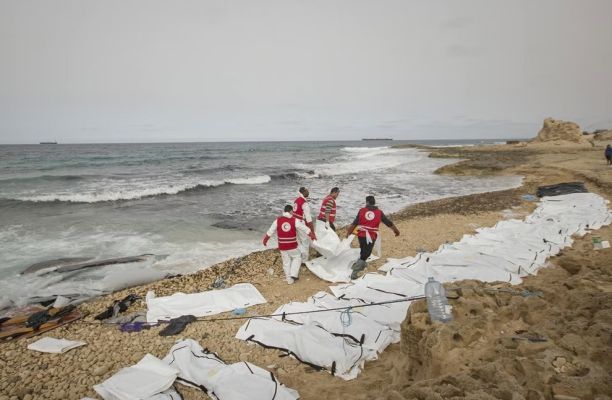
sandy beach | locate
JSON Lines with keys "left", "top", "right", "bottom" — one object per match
{"left": 1, "top": 140, "right": 611, "bottom": 400}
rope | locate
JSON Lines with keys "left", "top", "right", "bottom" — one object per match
{"left": 74, "top": 295, "right": 426, "bottom": 326}
{"left": 73, "top": 282, "right": 542, "bottom": 328}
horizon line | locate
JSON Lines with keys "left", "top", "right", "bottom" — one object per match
{"left": 0, "top": 137, "right": 525, "bottom": 145}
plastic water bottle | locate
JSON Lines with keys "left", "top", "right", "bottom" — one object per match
{"left": 424, "top": 277, "right": 453, "bottom": 323}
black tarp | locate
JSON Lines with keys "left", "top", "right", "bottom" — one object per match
{"left": 536, "top": 182, "right": 588, "bottom": 197}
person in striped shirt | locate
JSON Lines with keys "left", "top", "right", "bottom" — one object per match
{"left": 317, "top": 187, "right": 340, "bottom": 231}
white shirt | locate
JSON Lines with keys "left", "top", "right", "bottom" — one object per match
{"left": 267, "top": 212, "right": 312, "bottom": 238}
{"left": 297, "top": 193, "right": 313, "bottom": 223}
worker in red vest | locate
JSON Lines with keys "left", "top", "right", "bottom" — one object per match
{"left": 346, "top": 195, "right": 400, "bottom": 279}
{"left": 293, "top": 187, "right": 313, "bottom": 262}
{"left": 317, "top": 187, "right": 340, "bottom": 231}
{"left": 263, "top": 205, "right": 316, "bottom": 284}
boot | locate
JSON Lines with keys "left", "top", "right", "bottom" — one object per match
{"left": 350, "top": 259, "right": 366, "bottom": 280}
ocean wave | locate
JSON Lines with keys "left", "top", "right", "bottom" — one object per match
{"left": 341, "top": 146, "right": 390, "bottom": 153}
{"left": 270, "top": 171, "right": 318, "bottom": 180}
{"left": 296, "top": 148, "right": 423, "bottom": 177}
{"left": 6, "top": 175, "right": 272, "bottom": 203}
{"left": 182, "top": 165, "right": 241, "bottom": 175}
{"left": 0, "top": 174, "right": 90, "bottom": 184}
{"left": 224, "top": 175, "right": 271, "bottom": 185}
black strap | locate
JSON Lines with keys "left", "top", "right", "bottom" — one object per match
{"left": 176, "top": 377, "right": 208, "bottom": 394}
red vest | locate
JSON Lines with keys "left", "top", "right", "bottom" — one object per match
{"left": 318, "top": 195, "right": 336, "bottom": 223}
{"left": 357, "top": 207, "right": 382, "bottom": 241}
{"left": 292, "top": 196, "right": 306, "bottom": 220}
{"left": 276, "top": 216, "right": 298, "bottom": 250}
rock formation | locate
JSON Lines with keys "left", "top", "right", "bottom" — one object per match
{"left": 594, "top": 129, "right": 612, "bottom": 141}
{"left": 533, "top": 118, "right": 588, "bottom": 143}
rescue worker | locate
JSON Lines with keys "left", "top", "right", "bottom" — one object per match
{"left": 317, "top": 187, "right": 340, "bottom": 231}
{"left": 346, "top": 195, "right": 400, "bottom": 279}
{"left": 263, "top": 205, "right": 316, "bottom": 284}
{"left": 293, "top": 187, "right": 313, "bottom": 262}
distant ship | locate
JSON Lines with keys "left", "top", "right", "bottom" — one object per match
{"left": 39, "top": 141, "right": 58, "bottom": 144}
{"left": 361, "top": 138, "right": 393, "bottom": 141}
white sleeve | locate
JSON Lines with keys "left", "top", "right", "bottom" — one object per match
{"left": 303, "top": 202, "right": 312, "bottom": 223}
{"left": 295, "top": 219, "right": 311, "bottom": 235}
{"left": 266, "top": 220, "right": 278, "bottom": 237}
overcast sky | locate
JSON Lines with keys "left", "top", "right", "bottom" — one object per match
{"left": 1, "top": 0, "right": 611, "bottom": 143}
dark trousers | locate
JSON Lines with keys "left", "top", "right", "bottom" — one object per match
{"left": 358, "top": 236, "right": 374, "bottom": 261}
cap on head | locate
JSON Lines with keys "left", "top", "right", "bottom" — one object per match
{"left": 284, "top": 204, "right": 294, "bottom": 213}
{"left": 366, "top": 195, "right": 376, "bottom": 206}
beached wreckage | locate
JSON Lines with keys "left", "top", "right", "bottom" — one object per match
{"left": 21, "top": 254, "right": 156, "bottom": 275}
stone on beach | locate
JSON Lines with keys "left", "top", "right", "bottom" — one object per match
{"left": 533, "top": 118, "right": 590, "bottom": 144}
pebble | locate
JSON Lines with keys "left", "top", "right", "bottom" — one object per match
{"left": 4, "top": 350, "right": 18, "bottom": 358}
{"left": 552, "top": 356, "right": 567, "bottom": 368}
{"left": 15, "top": 388, "right": 31, "bottom": 398}
{"left": 92, "top": 365, "right": 111, "bottom": 377}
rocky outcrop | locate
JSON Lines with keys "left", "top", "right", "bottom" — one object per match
{"left": 534, "top": 118, "right": 588, "bottom": 144}
{"left": 594, "top": 129, "right": 612, "bottom": 141}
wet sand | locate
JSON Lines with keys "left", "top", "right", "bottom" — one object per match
{"left": 1, "top": 141, "right": 611, "bottom": 400}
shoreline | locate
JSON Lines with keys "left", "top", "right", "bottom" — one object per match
{"left": 1, "top": 141, "right": 611, "bottom": 399}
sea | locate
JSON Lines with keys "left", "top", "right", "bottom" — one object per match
{"left": 0, "top": 140, "right": 522, "bottom": 311}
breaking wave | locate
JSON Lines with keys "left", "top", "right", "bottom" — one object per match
{"left": 7, "top": 175, "right": 272, "bottom": 203}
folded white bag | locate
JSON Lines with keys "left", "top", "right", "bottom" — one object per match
{"left": 94, "top": 354, "right": 179, "bottom": 400}
{"left": 27, "top": 337, "right": 86, "bottom": 354}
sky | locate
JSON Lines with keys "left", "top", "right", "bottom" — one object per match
{"left": 0, "top": 0, "right": 611, "bottom": 144}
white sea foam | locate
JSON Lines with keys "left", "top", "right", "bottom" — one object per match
{"left": 225, "top": 175, "right": 271, "bottom": 185}
{"left": 341, "top": 146, "right": 390, "bottom": 153}
{"left": 11, "top": 175, "right": 272, "bottom": 203}
{"left": 305, "top": 147, "right": 425, "bottom": 176}
{"left": 0, "top": 227, "right": 263, "bottom": 310}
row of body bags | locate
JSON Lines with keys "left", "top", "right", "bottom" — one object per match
{"left": 235, "top": 193, "right": 611, "bottom": 380}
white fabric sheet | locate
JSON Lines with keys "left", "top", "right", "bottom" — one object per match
{"left": 311, "top": 224, "right": 344, "bottom": 258}
{"left": 235, "top": 192, "right": 611, "bottom": 383}
{"left": 381, "top": 193, "right": 611, "bottom": 285}
{"left": 307, "top": 233, "right": 379, "bottom": 283}
{"left": 27, "top": 337, "right": 86, "bottom": 353}
{"left": 236, "top": 318, "right": 374, "bottom": 380}
{"left": 94, "top": 354, "right": 179, "bottom": 400}
{"left": 163, "top": 339, "right": 299, "bottom": 400}
{"left": 272, "top": 302, "right": 397, "bottom": 353}
{"left": 307, "top": 291, "right": 404, "bottom": 334}
{"left": 146, "top": 283, "right": 267, "bottom": 323}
